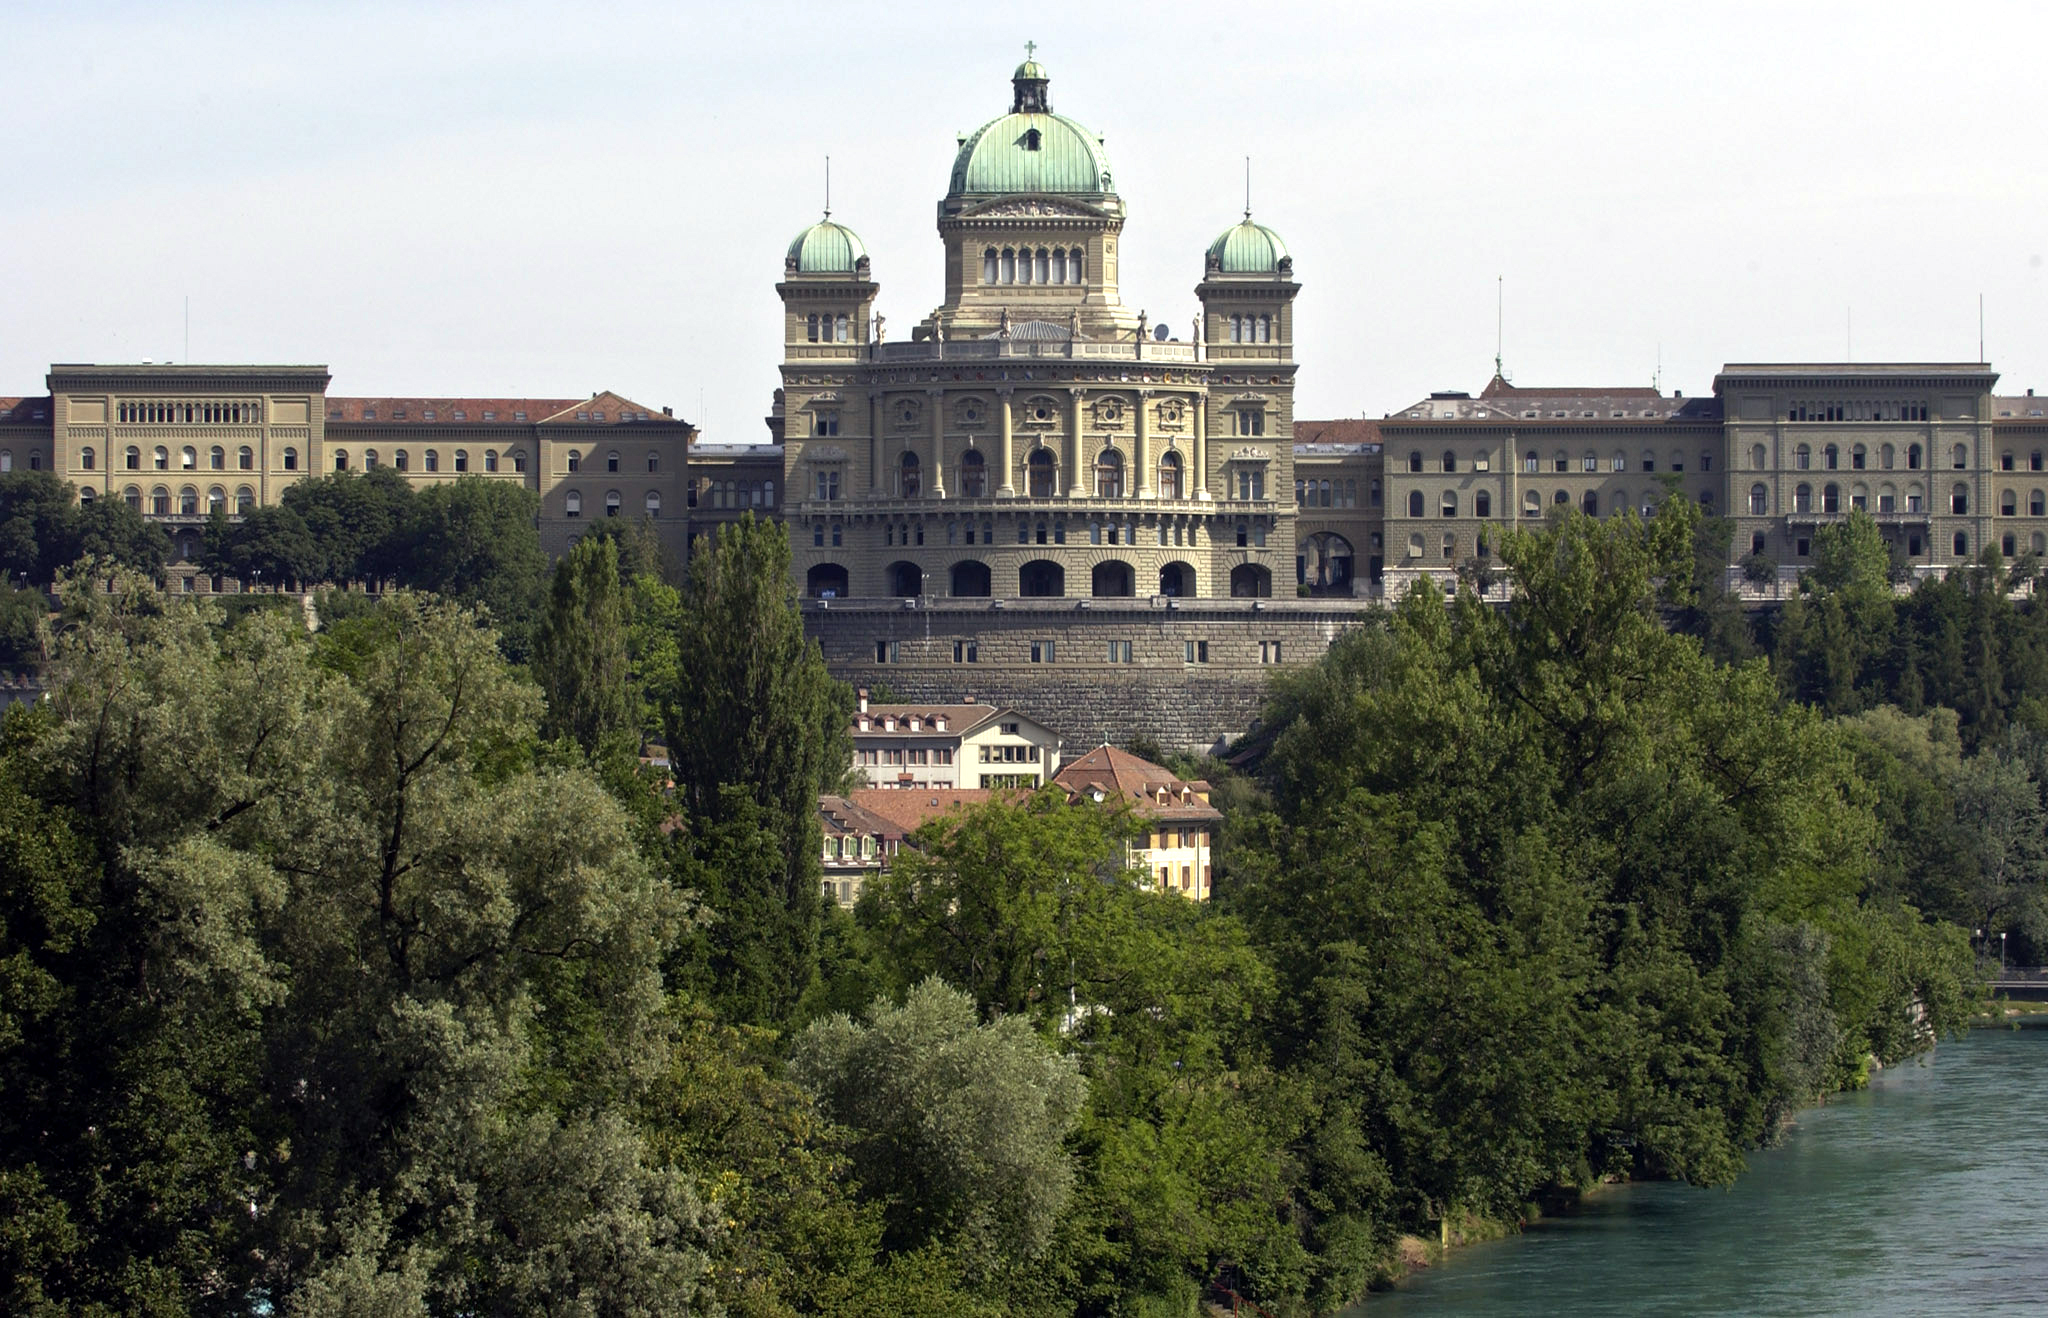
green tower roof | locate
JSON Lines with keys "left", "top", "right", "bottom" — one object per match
{"left": 1206, "top": 216, "right": 1290, "bottom": 274}
{"left": 785, "top": 216, "right": 868, "bottom": 274}
{"left": 948, "top": 60, "right": 1114, "bottom": 198}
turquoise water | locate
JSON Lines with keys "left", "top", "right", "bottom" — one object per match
{"left": 1347, "top": 1024, "right": 2048, "bottom": 1316}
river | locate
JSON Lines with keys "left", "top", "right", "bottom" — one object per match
{"left": 1346, "top": 1022, "right": 2047, "bottom": 1316}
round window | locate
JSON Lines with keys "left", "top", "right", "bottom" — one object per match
{"left": 1035, "top": 407, "right": 1050, "bottom": 421}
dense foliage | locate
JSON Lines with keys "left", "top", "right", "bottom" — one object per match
{"left": 0, "top": 504, "right": 2017, "bottom": 1316}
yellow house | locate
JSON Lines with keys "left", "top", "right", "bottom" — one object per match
{"left": 1051, "top": 745, "right": 1221, "bottom": 900}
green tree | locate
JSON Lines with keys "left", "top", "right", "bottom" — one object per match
{"left": 533, "top": 534, "right": 633, "bottom": 755}
{"left": 791, "top": 978, "right": 1086, "bottom": 1273}
{"left": 662, "top": 514, "right": 851, "bottom": 1023}
{"left": 280, "top": 467, "right": 417, "bottom": 585}
{"left": 401, "top": 477, "right": 546, "bottom": 660}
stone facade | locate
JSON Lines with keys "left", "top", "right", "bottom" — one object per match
{"left": 11, "top": 364, "right": 697, "bottom": 565}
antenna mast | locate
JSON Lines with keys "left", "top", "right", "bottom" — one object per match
{"left": 1494, "top": 276, "right": 1504, "bottom": 381}
{"left": 1244, "top": 157, "right": 1251, "bottom": 217}
{"left": 824, "top": 156, "right": 830, "bottom": 217}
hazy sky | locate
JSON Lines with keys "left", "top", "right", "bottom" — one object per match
{"left": 9, "top": 0, "right": 2048, "bottom": 437}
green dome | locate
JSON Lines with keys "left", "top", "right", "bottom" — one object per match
{"left": 949, "top": 62, "right": 1114, "bottom": 198}
{"left": 785, "top": 217, "right": 867, "bottom": 274}
{"left": 1206, "top": 216, "right": 1290, "bottom": 274}
{"left": 949, "top": 111, "right": 1113, "bottom": 196}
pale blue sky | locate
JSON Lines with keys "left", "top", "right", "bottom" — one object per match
{"left": 7, "top": 0, "right": 2047, "bottom": 436}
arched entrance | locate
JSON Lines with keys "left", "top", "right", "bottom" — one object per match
{"left": 1091, "top": 560, "right": 1135, "bottom": 597}
{"left": 1230, "top": 563, "right": 1272, "bottom": 598}
{"left": 950, "top": 560, "right": 991, "bottom": 597}
{"left": 1019, "top": 559, "right": 1065, "bottom": 597}
{"left": 885, "top": 561, "right": 923, "bottom": 597}
{"left": 1159, "top": 561, "right": 1196, "bottom": 597}
{"left": 1300, "top": 532, "right": 1354, "bottom": 596}
{"left": 807, "top": 563, "right": 849, "bottom": 598}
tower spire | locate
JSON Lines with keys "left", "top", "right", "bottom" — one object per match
{"left": 1244, "top": 157, "right": 1252, "bottom": 219}
{"left": 823, "top": 155, "right": 830, "bottom": 218}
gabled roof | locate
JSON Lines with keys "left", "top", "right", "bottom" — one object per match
{"left": 846, "top": 787, "right": 1026, "bottom": 834}
{"left": 818, "top": 794, "right": 906, "bottom": 839}
{"left": 325, "top": 397, "right": 581, "bottom": 424}
{"left": 1051, "top": 745, "right": 1222, "bottom": 823}
{"left": 851, "top": 703, "right": 1001, "bottom": 738}
{"left": 1293, "top": 418, "right": 1381, "bottom": 450}
{"left": 534, "top": 391, "right": 676, "bottom": 425}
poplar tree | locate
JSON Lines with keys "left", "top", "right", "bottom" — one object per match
{"left": 533, "top": 534, "right": 632, "bottom": 755}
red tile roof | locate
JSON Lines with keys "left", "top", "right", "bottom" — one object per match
{"left": 1051, "top": 745, "right": 1222, "bottom": 823}
{"left": 323, "top": 391, "right": 680, "bottom": 425}
{"left": 846, "top": 787, "right": 1025, "bottom": 834}
{"left": 1292, "top": 418, "right": 1382, "bottom": 448}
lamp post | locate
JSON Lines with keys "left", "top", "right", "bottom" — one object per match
{"left": 2000, "top": 931, "right": 2008, "bottom": 973}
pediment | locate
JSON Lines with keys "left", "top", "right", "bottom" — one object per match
{"left": 962, "top": 196, "right": 1106, "bottom": 220}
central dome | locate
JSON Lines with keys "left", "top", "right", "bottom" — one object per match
{"left": 947, "top": 62, "right": 1114, "bottom": 199}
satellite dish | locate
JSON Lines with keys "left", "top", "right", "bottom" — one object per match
{"left": 1152, "top": 323, "right": 1171, "bottom": 341}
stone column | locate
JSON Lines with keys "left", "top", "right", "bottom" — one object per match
{"left": 997, "top": 387, "right": 1016, "bottom": 496}
{"left": 1068, "top": 388, "right": 1087, "bottom": 497}
{"left": 928, "top": 389, "right": 946, "bottom": 498}
{"left": 868, "top": 392, "right": 883, "bottom": 495}
{"left": 1194, "top": 392, "right": 1210, "bottom": 499}
{"left": 1135, "top": 389, "right": 1152, "bottom": 498}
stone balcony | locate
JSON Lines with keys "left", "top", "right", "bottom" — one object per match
{"left": 868, "top": 338, "right": 1204, "bottom": 366}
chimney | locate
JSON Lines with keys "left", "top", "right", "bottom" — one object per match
{"left": 964, "top": 694, "right": 977, "bottom": 704}
{"left": 857, "top": 687, "right": 869, "bottom": 714}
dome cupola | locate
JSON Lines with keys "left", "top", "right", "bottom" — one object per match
{"left": 946, "top": 53, "right": 1115, "bottom": 201}
{"left": 785, "top": 214, "right": 869, "bottom": 275}
{"left": 1205, "top": 214, "right": 1291, "bottom": 277}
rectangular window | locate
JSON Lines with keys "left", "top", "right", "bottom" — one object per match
{"left": 1029, "top": 642, "right": 1055, "bottom": 663}
{"left": 1183, "top": 639, "right": 1209, "bottom": 663}
{"left": 953, "top": 640, "right": 978, "bottom": 663}
{"left": 935, "top": 749, "right": 953, "bottom": 765}
{"left": 1108, "top": 640, "right": 1133, "bottom": 663}
{"left": 1260, "top": 640, "right": 1284, "bottom": 664}
{"left": 874, "top": 640, "right": 899, "bottom": 663}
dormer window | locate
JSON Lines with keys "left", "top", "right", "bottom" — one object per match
{"left": 934, "top": 716, "right": 947, "bottom": 731}
{"left": 908, "top": 717, "right": 921, "bottom": 731}
{"left": 858, "top": 717, "right": 870, "bottom": 731}
{"left": 1025, "top": 128, "right": 1042, "bottom": 150}
{"left": 884, "top": 717, "right": 897, "bottom": 731}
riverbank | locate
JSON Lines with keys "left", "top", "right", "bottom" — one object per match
{"left": 1344, "top": 1026, "right": 2048, "bottom": 1316}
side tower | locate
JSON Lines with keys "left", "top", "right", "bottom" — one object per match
{"left": 1198, "top": 214, "right": 1299, "bottom": 597}
{"left": 776, "top": 214, "right": 876, "bottom": 595}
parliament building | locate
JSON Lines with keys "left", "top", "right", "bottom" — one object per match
{"left": 7, "top": 53, "right": 2046, "bottom": 747}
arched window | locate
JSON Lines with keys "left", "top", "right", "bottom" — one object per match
{"left": 1157, "top": 450, "right": 1182, "bottom": 499}
{"left": 1408, "top": 532, "right": 1425, "bottom": 558}
{"left": 1027, "top": 448, "right": 1056, "bottom": 497}
{"left": 209, "top": 445, "right": 224, "bottom": 469}
{"left": 1554, "top": 451, "right": 1568, "bottom": 473}
{"left": 1052, "top": 248, "right": 1067, "bottom": 283}
{"left": 565, "top": 490, "right": 582, "bottom": 517}
{"left": 424, "top": 450, "right": 439, "bottom": 472}
{"left": 1524, "top": 450, "right": 1538, "bottom": 473}
{"left": 1951, "top": 484, "right": 1969, "bottom": 515}
{"left": 1908, "top": 443, "right": 1922, "bottom": 469}
{"left": 1881, "top": 443, "right": 1895, "bottom": 469}
{"left": 607, "top": 450, "right": 620, "bottom": 473}
{"left": 484, "top": 450, "right": 498, "bottom": 473}
{"left": 646, "top": 451, "right": 659, "bottom": 473}
{"left": 1475, "top": 490, "right": 1491, "bottom": 517}
{"left": 1611, "top": 451, "right": 1626, "bottom": 472}
{"left": 1879, "top": 484, "right": 1897, "bottom": 513}
{"left": 646, "top": 490, "right": 662, "bottom": 516}
{"left": 1037, "top": 248, "right": 1051, "bottom": 283}
{"left": 1407, "top": 450, "right": 1423, "bottom": 473}
{"left": 983, "top": 248, "right": 999, "bottom": 283}
{"left": 1751, "top": 444, "right": 1767, "bottom": 469}
{"left": 1953, "top": 444, "right": 1969, "bottom": 469}
{"left": 1583, "top": 451, "right": 1598, "bottom": 472}
{"left": 207, "top": 486, "right": 225, "bottom": 512}
{"left": 1851, "top": 483, "right": 1869, "bottom": 510}
{"left": 605, "top": 490, "right": 621, "bottom": 517}
{"left": 1851, "top": 444, "right": 1867, "bottom": 470}
{"left": 334, "top": 450, "right": 348, "bottom": 471}
{"left": 153, "top": 446, "right": 169, "bottom": 470}
{"left": 1001, "top": 248, "right": 1016, "bottom": 282}
{"left": 1794, "top": 483, "right": 1812, "bottom": 513}
{"left": 180, "top": 446, "right": 196, "bottom": 469}
{"left": 567, "top": 450, "right": 581, "bottom": 473}
{"left": 454, "top": 450, "right": 468, "bottom": 472}
{"left": 2002, "top": 489, "right": 2018, "bottom": 516}
{"left": 179, "top": 486, "right": 198, "bottom": 515}
{"left": 363, "top": 449, "right": 378, "bottom": 470}
{"left": 236, "top": 486, "right": 254, "bottom": 513}
{"left": 237, "top": 445, "right": 252, "bottom": 470}
{"left": 1524, "top": 489, "right": 1541, "bottom": 517}
{"left": 1071, "top": 250, "right": 1084, "bottom": 283}
{"left": 1954, "top": 531, "right": 1969, "bottom": 557}
{"left": 81, "top": 446, "right": 95, "bottom": 470}
{"left": 125, "top": 445, "right": 140, "bottom": 469}
{"left": 900, "top": 450, "right": 921, "bottom": 497}
{"left": 124, "top": 486, "right": 141, "bottom": 510}
{"left": 1094, "top": 448, "right": 1124, "bottom": 497}
{"left": 1794, "top": 444, "right": 1811, "bottom": 470}
{"left": 1822, "top": 483, "right": 1839, "bottom": 513}
{"left": 1583, "top": 491, "right": 1599, "bottom": 516}
{"left": 512, "top": 450, "right": 527, "bottom": 473}
{"left": 1408, "top": 489, "right": 1425, "bottom": 517}
{"left": 960, "top": 449, "right": 987, "bottom": 497}
{"left": 2033, "top": 490, "right": 2045, "bottom": 517}
{"left": 1017, "top": 246, "right": 1034, "bottom": 284}
{"left": 1441, "top": 450, "right": 1456, "bottom": 472}
{"left": 282, "top": 447, "right": 298, "bottom": 471}
{"left": 151, "top": 486, "right": 170, "bottom": 515}
{"left": 1823, "top": 444, "right": 1839, "bottom": 470}
{"left": 1641, "top": 450, "right": 1656, "bottom": 472}
{"left": 1441, "top": 490, "right": 1458, "bottom": 517}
